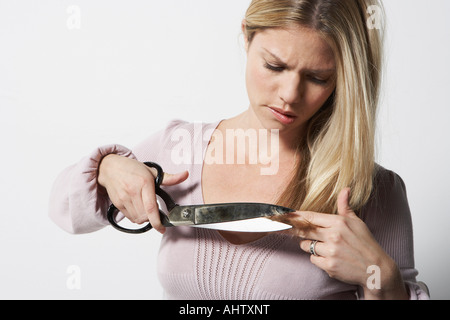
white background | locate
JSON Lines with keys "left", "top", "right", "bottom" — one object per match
{"left": 0, "top": 0, "right": 449, "bottom": 299}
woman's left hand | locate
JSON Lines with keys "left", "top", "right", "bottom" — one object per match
{"left": 295, "top": 188, "right": 409, "bottom": 299}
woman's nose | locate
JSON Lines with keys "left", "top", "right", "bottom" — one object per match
{"left": 278, "top": 74, "right": 302, "bottom": 105}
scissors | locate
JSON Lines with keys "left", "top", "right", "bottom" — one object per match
{"left": 107, "top": 162, "right": 294, "bottom": 234}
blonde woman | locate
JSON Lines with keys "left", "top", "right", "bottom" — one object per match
{"left": 49, "top": 0, "right": 429, "bottom": 299}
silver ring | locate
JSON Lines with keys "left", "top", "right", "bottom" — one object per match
{"left": 309, "top": 240, "right": 319, "bottom": 256}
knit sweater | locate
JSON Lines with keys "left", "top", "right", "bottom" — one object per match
{"left": 49, "top": 119, "right": 429, "bottom": 299}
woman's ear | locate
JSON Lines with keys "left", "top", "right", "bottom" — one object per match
{"left": 241, "top": 19, "right": 249, "bottom": 52}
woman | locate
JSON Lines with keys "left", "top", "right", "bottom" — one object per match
{"left": 49, "top": 0, "right": 429, "bottom": 299}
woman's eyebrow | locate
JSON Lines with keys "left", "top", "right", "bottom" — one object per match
{"left": 262, "top": 48, "right": 288, "bottom": 67}
{"left": 308, "top": 67, "right": 336, "bottom": 74}
{"left": 262, "top": 47, "right": 335, "bottom": 74}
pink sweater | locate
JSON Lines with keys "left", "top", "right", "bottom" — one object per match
{"left": 49, "top": 120, "right": 429, "bottom": 300}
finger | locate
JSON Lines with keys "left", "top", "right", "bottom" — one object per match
{"left": 309, "top": 254, "right": 327, "bottom": 271}
{"left": 148, "top": 211, "right": 165, "bottom": 234}
{"left": 114, "top": 204, "right": 130, "bottom": 223}
{"left": 299, "top": 240, "right": 328, "bottom": 271}
{"left": 145, "top": 167, "right": 189, "bottom": 186}
{"left": 274, "top": 212, "right": 325, "bottom": 240}
{"left": 116, "top": 199, "right": 137, "bottom": 223}
{"left": 271, "top": 211, "right": 316, "bottom": 233}
{"left": 337, "top": 188, "right": 356, "bottom": 217}
{"left": 161, "top": 171, "right": 189, "bottom": 186}
{"left": 130, "top": 196, "right": 148, "bottom": 225}
{"left": 300, "top": 239, "right": 323, "bottom": 257}
{"left": 297, "top": 210, "right": 336, "bottom": 229}
{"left": 142, "top": 183, "right": 166, "bottom": 234}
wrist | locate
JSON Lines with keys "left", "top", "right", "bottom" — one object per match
{"left": 363, "top": 257, "right": 409, "bottom": 300}
{"left": 97, "top": 154, "right": 119, "bottom": 188}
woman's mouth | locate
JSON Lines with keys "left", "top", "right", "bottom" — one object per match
{"left": 268, "top": 107, "right": 297, "bottom": 125}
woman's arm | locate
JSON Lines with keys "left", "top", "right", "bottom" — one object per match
{"left": 285, "top": 168, "right": 429, "bottom": 300}
{"left": 48, "top": 144, "right": 136, "bottom": 234}
{"left": 358, "top": 168, "right": 430, "bottom": 300}
{"left": 48, "top": 119, "right": 192, "bottom": 235}
{"left": 295, "top": 188, "right": 409, "bottom": 299}
{"left": 97, "top": 153, "right": 188, "bottom": 233}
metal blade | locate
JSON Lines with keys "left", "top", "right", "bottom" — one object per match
{"left": 167, "top": 203, "right": 294, "bottom": 227}
{"left": 191, "top": 217, "right": 292, "bottom": 232}
{"left": 195, "top": 203, "right": 293, "bottom": 224}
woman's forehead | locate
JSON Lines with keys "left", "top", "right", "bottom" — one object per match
{"left": 251, "top": 26, "right": 336, "bottom": 71}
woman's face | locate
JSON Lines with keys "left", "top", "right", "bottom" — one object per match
{"left": 244, "top": 24, "right": 336, "bottom": 137}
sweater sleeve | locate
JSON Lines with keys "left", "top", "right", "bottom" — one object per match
{"left": 48, "top": 144, "right": 136, "bottom": 234}
{"left": 48, "top": 120, "right": 188, "bottom": 234}
{"left": 357, "top": 166, "right": 430, "bottom": 300}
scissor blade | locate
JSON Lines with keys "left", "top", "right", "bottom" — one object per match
{"left": 167, "top": 203, "right": 293, "bottom": 228}
{"left": 195, "top": 203, "right": 293, "bottom": 224}
{"left": 191, "top": 217, "right": 292, "bottom": 232}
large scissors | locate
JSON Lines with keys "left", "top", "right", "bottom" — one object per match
{"left": 107, "top": 162, "right": 294, "bottom": 234}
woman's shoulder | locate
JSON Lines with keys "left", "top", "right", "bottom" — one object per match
{"left": 359, "top": 164, "right": 411, "bottom": 221}
{"left": 145, "top": 119, "right": 220, "bottom": 142}
{"left": 372, "top": 164, "right": 408, "bottom": 199}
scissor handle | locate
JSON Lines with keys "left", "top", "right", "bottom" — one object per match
{"left": 106, "top": 162, "right": 166, "bottom": 234}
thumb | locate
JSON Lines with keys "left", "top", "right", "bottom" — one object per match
{"left": 337, "top": 188, "right": 355, "bottom": 217}
{"left": 161, "top": 170, "right": 189, "bottom": 186}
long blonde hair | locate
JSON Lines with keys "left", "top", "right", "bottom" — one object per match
{"left": 244, "top": 0, "right": 385, "bottom": 214}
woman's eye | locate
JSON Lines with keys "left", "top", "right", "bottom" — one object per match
{"left": 264, "top": 63, "right": 284, "bottom": 72}
{"left": 264, "top": 62, "right": 329, "bottom": 85}
{"left": 309, "top": 76, "right": 328, "bottom": 85}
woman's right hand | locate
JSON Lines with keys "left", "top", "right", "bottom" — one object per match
{"left": 97, "top": 154, "right": 189, "bottom": 234}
